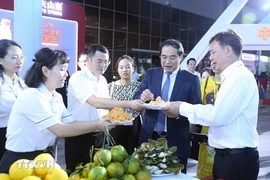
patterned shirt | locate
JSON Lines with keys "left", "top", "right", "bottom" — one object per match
{"left": 108, "top": 81, "right": 141, "bottom": 119}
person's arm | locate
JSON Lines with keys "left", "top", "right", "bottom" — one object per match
{"left": 86, "top": 95, "right": 143, "bottom": 110}
{"left": 48, "top": 119, "right": 117, "bottom": 138}
{"left": 69, "top": 73, "right": 144, "bottom": 110}
{"left": 180, "top": 74, "right": 254, "bottom": 126}
{"left": 165, "top": 73, "right": 255, "bottom": 127}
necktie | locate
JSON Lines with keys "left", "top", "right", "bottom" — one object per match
{"left": 156, "top": 72, "right": 172, "bottom": 134}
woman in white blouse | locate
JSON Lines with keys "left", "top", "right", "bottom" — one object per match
{"left": 0, "top": 39, "right": 26, "bottom": 160}
{"left": 0, "top": 47, "right": 116, "bottom": 173}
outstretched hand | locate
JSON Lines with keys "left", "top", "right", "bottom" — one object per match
{"left": 129, "top": 99, "right": 146, "bottom": 110}
{"left": 140, "top": 89, "right": 154, "bottom": 102}
{"left": 163, "top": 101, "right": 182, "bottom": 118}
{"left": 98, "top": 118, "right": 120, "bottom": 131}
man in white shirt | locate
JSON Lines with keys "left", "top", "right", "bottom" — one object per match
{"left": 163, "top": 29, "right": 259, "bottom": 180}
{"left": 66, "top": 44, "right": 144, "bottom": 171}
{"left": 187, "top": 58, "right": 201, "bottom": 83}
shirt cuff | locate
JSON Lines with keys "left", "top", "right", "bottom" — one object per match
{"left": 62, "top": 114, "right": 75, "bottom": 123}
{"left": 179, "top": 102, "right": 195, "bottom": 123}
{"left": 36, "top": 116, "right": 59, "bottom": 131}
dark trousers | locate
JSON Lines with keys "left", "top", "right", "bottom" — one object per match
{"left": 65, "top": 132, "right": 96, "bottom": 172}
{"left": 110, "top": 125, "right": 139, "bottom": 155}
{"left": 151, "top": 131, "right": 188, "bottom": 174}
{"left": 0, "top": 147, "right": 54, "bottom": 173}
{"left": 0, "top": 127, "right": 7, "bottom": 160}
{"left": 213, "top": 148, "right": 259, "bottom": 180}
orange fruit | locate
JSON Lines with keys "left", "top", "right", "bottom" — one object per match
{"left": 122, "top": 174, "right": 136, "bottom": 180}
{"left": 44, "top": 168, "right": 68, "bottom": 180}
{"left": 110, "top": 145, "right": 128, "bottom": 163}
{"left": 33, "top": 153, "right": 55, "bottom": 177}
{"left": 93, "top": 149, "right": 111, "bottom": 166}
{"left": 0, "top": 173, "right": 12, "bottom": 180}
{"left": 9, "top": 159, "right": 33, "bottom": 180}
{"left": 106, "top": 162, "right": 124, "bottom": 178}
{"left": 135, "top": 169, "right": 151, "bottom": 180}
{"left": 22, "top": 176, "right": 42, "bottom": 180}
{"left": 69, "top": 173, "right": 80, "bottom": 180}
{"left": 123, "top": 157, "right": 140, "bottom": 174}
{"left": 88, "top": 166, "right": 107, "bottom": 180}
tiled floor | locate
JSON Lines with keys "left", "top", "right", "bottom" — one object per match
{"left": 56, "top": 106, "right": 270, "bottom": 179}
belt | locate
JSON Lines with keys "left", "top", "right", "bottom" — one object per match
{"left": 214, "top": 147, "right": 257, "bottom": 156}
{"left": 7, "top": 146, "right": 54, "bottom": 156}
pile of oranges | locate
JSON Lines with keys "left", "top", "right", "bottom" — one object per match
{"left": 69, "top": 145, "right": 151, "bottom": 180}
{"left": 0, "top": 153, "right": 68, "bottom": 180}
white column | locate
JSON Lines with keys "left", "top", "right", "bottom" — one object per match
{"left": 257, "top": 50, "right": 262, "bottom": 73}
{"left": 14, "top": 0, "right": 42, "bottom": 79}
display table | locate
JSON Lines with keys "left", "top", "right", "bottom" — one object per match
{"left": 152, "top": 173, "right": 199, "bottom": 180}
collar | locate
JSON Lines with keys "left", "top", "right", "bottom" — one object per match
{"left": 83, "top": 67, "right": 99, "bottom": 82}
{"left": 38, "top": 83, "right": 56, "bottom": 101}
{"left": 163, "top": 66, "right": 180, "bottom": 76}
{"left": 3, "top": 73, "right": 20, "bottom": 85}
{"left": 220, "top": 60, "right": 244, "bottom": 83}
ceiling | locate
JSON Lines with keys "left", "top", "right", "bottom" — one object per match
{"left": 155, "top": 0, "right": 270, "bottom": 57}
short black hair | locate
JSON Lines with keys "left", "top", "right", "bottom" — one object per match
{"left": 159, "top": 39, "right": 184, "bottom": 56}
{"left": 25, "top": 48, "right": 70, "bottom": 88}
{"left": 187, "top": 58, "right": 196, "bottom": 65}
{"left": 87, "top": 44, "right": 109, "bottom": 59}
{"left": 209, "top": 29, "right": 243, "bottom": 58}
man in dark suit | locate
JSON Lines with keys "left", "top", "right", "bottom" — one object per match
{"left": 133, "top": 39, "right": 201, "bottom": 173}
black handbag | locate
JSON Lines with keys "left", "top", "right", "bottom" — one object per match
{"left": 189, "top": 132, "right": 208, "bottom": 143}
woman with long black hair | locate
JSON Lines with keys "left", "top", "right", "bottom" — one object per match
{"left": 0, "top": 39, "right": 26, "bottom": 160}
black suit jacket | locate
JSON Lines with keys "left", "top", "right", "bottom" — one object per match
{"left": 133, "top": 68, "right": 201, "bottom": 158}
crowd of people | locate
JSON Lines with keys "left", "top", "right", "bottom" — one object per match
{"left": 0, "top": 29, "right": 262, "bottom": 180}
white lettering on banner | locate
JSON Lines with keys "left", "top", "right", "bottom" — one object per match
{"left": 42, "top": 0, "right": 47, "bottom": 8}
{"left": 242, "top": 52, "right": 257, "bottom": 61}
{"left": 242, "top": 60, "right": 256, "bottom": 74}
{"left": 42, "top": 0, "right": 63, "bottom": 17}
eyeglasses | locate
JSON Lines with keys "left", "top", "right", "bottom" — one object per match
{"left": 8, "top": 55, "right": 26, "bottom": 62}
{"left": 95, "top": 59, "right": 111, "bottom": 66}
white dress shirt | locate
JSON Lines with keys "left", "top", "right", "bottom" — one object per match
{"left": 6, "top": 84, "right": 74, "bottom": 152}
{"left": 68, "top": 68, "right": 109, "bottom": 121}
{"left": 180, "top": 61, "right": 259, "bottom": 149}
{"left": 0, "top": 73, "right": 26, "bottom": 127}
